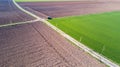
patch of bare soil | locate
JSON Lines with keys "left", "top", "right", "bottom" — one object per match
{"left": 19, "top": 1, "right": 120, "bottom": 18}
{"left": 0, "top": 22, "right": 106, "bottom": 67}
{"left": 0, "top": 0, "right": 35, "bottom": 25}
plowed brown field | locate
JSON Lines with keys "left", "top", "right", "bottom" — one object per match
{"left": 0, "top": 22, "right": 106, "bottom": 67}
{"left": 19, "top": 1, "right": 120, "bottom": 18}
{"left": 0, "top": 0, "right": 35, "bottom": 25}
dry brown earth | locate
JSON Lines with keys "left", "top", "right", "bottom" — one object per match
{"left": 19, "top": 1, "right": 120, "bottom": 18}
{"left": 0, "top": 0, "right": 35, "bottom": 25}
{"left": 0, "top": 22, "right": 106, "bottom": 67}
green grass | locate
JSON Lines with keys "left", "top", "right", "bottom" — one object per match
{"left": 49, "top": 11, "right": 120, "bottom": 65}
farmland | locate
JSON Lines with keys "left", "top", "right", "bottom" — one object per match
{"left": 19, "top": 1, "right": 120, "bottom": 18}
{"left": 15, "top": 0, "right": 73, "bottom": 2}
{"left": 49, "top": 11, "right": 120, "bottom": 64}
{"left": 0, "top": 0, "right": 35, "bottom": 25}
{"left": 0, "top": 0, "right": 107, "bottom": 67}
{"left": 18, "top": 1, "right": 120, "bottom": 66}
{"left": 1, "top": 0, "right": 120, "bottom": 66}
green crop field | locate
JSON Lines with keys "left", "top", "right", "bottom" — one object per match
{"left": 49, "top": 11, "right": 120, "bottom": 65}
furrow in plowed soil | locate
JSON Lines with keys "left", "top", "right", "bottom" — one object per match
{"left": 0, "top": 0, "right": 35, "bottom": 25}
{"left": 0, "top": 22, "right": 106, "bottom": 67}
{"left": 19, "top": 1, "right": 120, "bottom": 18}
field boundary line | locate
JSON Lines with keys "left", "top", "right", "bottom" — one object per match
{"left": 13, "top": 0, "right": 119, "bottom": 67}
{"left": 0, "top": 19, "right": 39, "bottom": 28}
